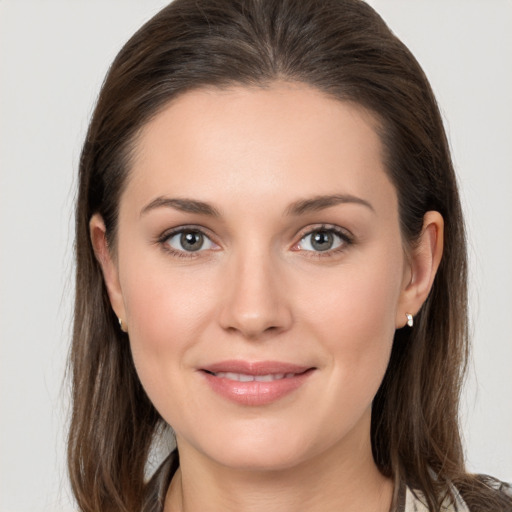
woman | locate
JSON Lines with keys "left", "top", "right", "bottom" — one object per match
{"left": 68, "top": 0, "right": 512, "bottom": 511}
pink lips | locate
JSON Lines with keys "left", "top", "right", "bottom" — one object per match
{"left": 200, "top": 360, "right": 314, "bottom": 406}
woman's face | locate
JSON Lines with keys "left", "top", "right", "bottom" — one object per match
{"left": 94, "top": 83, "right": 434, "bottom": 471}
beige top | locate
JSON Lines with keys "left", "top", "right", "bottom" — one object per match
{"left": 403, "top": 486, "right": 468, "bottom": 512}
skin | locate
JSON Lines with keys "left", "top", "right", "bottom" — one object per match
{"left": 91, "top": 83, "right": 443, "bottom": 512}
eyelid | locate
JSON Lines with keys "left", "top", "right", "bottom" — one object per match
{"left": 155, "top": 223, "right": 353, "bottom": 257}
{"left": 157, "top": 225, "right": 220, "bottom": 255}
{"left": 292, "top": 224, "right": 354, "bottom": 253}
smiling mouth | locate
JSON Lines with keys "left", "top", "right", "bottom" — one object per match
{"left": 200, "top": 362, "right": 315, "bottom": 405}
{"left": 204, "top": 371, "right": 306, "bottom": 382}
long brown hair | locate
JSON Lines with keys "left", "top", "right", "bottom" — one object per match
{"left": 68, "top": 1, "right": 510, "bottom": 510}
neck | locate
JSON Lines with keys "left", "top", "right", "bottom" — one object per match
{"left": 165, "top": 417, "right": 393, "bottom": 512}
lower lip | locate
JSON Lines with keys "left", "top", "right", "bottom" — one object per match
{"left": 201, "top": 370, "right": 314, "bottom": 406}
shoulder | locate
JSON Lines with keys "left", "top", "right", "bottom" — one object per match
{"left": 404, "top": 476, "right": 512, "bottom": 512}
{"left": 474, "top": 475, "right": 512, "bottom": 496}
{"left": 403, "top": 485, "right": 467, "bottom": 512}
{"left": 459, "top": 475, "right": 512, "bottom": 512}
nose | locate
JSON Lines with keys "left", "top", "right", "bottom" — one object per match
{"left": 218, "top": 248, "right": 293, "bottom": 340}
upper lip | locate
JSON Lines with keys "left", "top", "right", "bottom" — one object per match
{"left": 200, "top": 360, "right": 313, "bottom": 376}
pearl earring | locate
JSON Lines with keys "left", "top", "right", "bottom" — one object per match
{"left": 118, "top": 318, "right": 128, "bottom": 333}
{"left": 406, "top": 313, "right": 414, "bottom": 327}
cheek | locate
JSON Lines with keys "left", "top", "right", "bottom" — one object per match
{"left": 122, "top": 248, "right": 214, "bottom": 339}
{"left": 300, "top": 252, "right": 402, "bottom": 341}
{"left": 297, "top": 253, "right": 403, "bottom": 401}
{"left": 118, "top": 253, "right": 217, "bottom": 412}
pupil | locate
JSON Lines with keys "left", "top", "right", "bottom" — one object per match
{"left": 311, "top": 231, "right": 333, "bottom": 251}
{"left": 181, "top": 231, "right": 203, "bottom": 251}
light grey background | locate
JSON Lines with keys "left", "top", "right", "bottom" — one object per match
{"left": 0, "top": 1, "right": 510, "bottom": 510}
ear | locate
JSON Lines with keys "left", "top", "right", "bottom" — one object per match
{"left": 396, "top": 211, "right": 444, "bottom": 328}
{"left": 89, "top": 214, "right": 127, "bottom": 324}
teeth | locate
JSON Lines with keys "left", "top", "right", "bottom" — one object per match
{"left": 214, "top": 372, "right": 292, "bottom": 382}
{"left": 255, "top": 373, "right": 284, "bottom": 382}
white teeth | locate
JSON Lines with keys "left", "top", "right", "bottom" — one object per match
{"left": 254, "top": 375, "right": 272, "bottom": 382}
{"left": 255, "top": 373, "right": 285, "bottom": 382}
{"left": 221, "top": 372, "right": 243, "bottom": 381}
{"left": 213, "top": 372, "right": 292, "bottom": 382}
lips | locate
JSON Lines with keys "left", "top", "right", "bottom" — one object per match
{"left": 199, "top": 360, "right": 314, "bottom": 406}
{"left": 209, "top": 372, "right": 298, "bottom": 382}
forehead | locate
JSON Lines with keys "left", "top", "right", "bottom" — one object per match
{"left": 124, "top": 82, "right": 396, "bottom": 217}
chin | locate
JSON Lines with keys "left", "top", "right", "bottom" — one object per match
{"left": 208, "top": 442, "right": 311, "bottom": 472}
{"left": 177, "top": 418, "right": 335, "bottom": 473}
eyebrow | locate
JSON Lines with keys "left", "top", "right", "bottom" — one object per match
{"left": 140, "top": 197, "right": 220, "bottom": 217}
{"left": 140, "top": 193, "right": 374, "bottom": 218}
{"left": 285, "top": 194, "right": 375, "bottom": 216}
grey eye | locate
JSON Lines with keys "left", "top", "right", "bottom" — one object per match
{"left": 180, "top": 231, "right": 204, "bottom": 251}
{"left": 166, "top": 230, "right": 215, "bottom": 252}
{"left": 299, "top": 229, "right": 344, "bottom": 252}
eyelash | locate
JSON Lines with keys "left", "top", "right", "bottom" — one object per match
{"left": 157, "top": 225, "right": 219, "bottom": 259}
{"left": 156, "top": 224, "right": 354, "bottom": 259}
{"left": 294, "top": 224, "right": 354, "bottom": 258}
